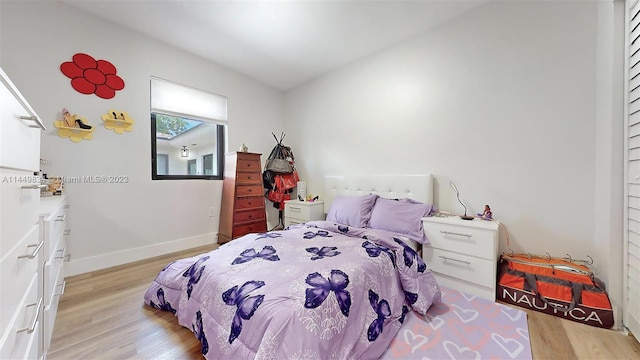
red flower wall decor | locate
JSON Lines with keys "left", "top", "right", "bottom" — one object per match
{"left": 60, "top": 53, "right": 125, "bottom": 99}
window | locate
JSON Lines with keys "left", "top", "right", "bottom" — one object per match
{"left": 187, "top": 159, "right": 197, "bottom": 175}
{"left": 203, "top": 154, "right": 214, "bottom": 175}
{"left": 157, "top": 154, "right": 169, "bottom": 175}
{"left": 150, "top": 77, "right": 227, "bottom": 180}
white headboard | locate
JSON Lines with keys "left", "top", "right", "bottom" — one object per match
{"left": 323, "top": 174, "right": 434, "bottom": 213}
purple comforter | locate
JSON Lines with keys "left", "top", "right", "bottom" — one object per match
{"left": 144, "top": 221, "right": 441, "bottom": 359}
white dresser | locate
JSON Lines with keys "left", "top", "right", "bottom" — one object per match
{"left": 0, "top": 67, "right": 46, "bottom": 359}
{"left": 422, "top": 216, "right": 499, "bottom": 301}
{"left": 39, "top": 196, "right": 68, "bottom": 356}
{"left": 284, "top": 200, "right": 325, "bottom": 227}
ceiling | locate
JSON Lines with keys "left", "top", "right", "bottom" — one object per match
{"left": 62, "top": 0, "right": 488, "bottom": 91}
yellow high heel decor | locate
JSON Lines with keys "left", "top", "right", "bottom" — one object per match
{"left": 102, "top": 110, "right": 134, "bottom": 134}
{"left": 54, "top": 108, "right": 95, "bottom": 142}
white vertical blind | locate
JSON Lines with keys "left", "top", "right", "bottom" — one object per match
{"left": 151, "top": 77, "right": 227, "bottom": 123}
{"left": 625, "top": 0, "right": 640, "bottom": 338}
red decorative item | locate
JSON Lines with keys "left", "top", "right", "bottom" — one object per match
{"left": 60, "top": 53, "right": 125, "bottom": 99}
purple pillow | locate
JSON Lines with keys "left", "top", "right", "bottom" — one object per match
{"left": 326, "top": 194, "right": 379, "bottom": 228}
{"left": 368, "top": 198, "right": 434, "bottom": 243}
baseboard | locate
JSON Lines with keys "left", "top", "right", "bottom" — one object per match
{"left": 64, "top": 233, "right": 217, "bottom": 276}
{"left": 624, "top": 314, "right": 640, "bottom": 339}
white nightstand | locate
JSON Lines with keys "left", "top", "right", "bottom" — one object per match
{"left": 284, "top": 200, "right": 325, "bottom": 227}
{"left": 422, "top": 216, "right": 499, "bottom": 301}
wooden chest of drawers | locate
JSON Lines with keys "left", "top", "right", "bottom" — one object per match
{"left": 218, "top": 152, "right": 267, "bottom": 243}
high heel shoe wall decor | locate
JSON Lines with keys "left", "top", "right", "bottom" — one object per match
{"left": 101, "top": 109, "right": 134, "bottom": 134}
{"left": 54, "top": 108, "right": 95, "bottom": 142}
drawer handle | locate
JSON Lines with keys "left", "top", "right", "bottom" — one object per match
{"left": 440, "top": 230, "right": 472, "bottom": 238}
{"left": 289, "top": 207, "right": 301, "bottom": 212}
{"left": 17, "top": 297, "right": 43, "bottom": 334}
{"left": 18, "top": 241, "right": 44, "bottom": 260}
{"left": 20, "top": 115, "right": 46, "bottom": 130}
{"left": 21, "top": 184, "right": 47, "bottom": 190}
{"left": 54, "top": 281, "right": 67, "bottom": 297}
{"left": 64, "top": 204, "right": 71, "bottom": 209}
{"left": 55, "top": 247, "right": 66, "bottom": 259}
{"left": 64, "top": 229, "right": 71, "bottom": 236}
{"left": 439, "top": 255, "right": 471, "bottom": 265}
{"left": 55, "top": 214, "right": 66, "bottom": 222}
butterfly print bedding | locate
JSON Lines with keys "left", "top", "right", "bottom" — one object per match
{"left": 231, "top": 245, "right": 280, "bottom": 264}
{"left": 182, "top": 255, "right": 209, "bottom": 300}
{"left": 144, "top": 220, "right": 441, "bottom": 359}
{"left": 222, "top": 280, "right": 266, "bottom": 344}
{"left": 304, "top": 270, "right": 352, "bottom": 317}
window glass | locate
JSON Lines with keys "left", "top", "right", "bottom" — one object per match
{"left": 157, "top": 154, "right": 168, "bottom": 175}
{"left": 187, "top": 159, "right": 197, "bottom": 175}
{"left": 203, "top": 154, "right": 214, "bottom": 175}
{"left": 150, "top": 77, "right": 227, "bottom": 180}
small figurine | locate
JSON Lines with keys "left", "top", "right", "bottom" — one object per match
{"left": 478, "top": 204, "right": 492, "bottom": 220}
{"left": 47, "top": 177, "right": 63, "bottom": 195}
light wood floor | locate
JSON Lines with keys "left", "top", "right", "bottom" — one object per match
{"left": 48, "top": 245, "right": 640, "bottom": 360}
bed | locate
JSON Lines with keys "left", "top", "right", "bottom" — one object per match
{"left": 144, "top": 174, "right": 441, "bottom": 359}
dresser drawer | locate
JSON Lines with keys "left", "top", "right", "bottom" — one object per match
{"left": 0, "top": 272, "right": 41, "bottom": 360}
{"left": 0, "top": 71, "right": 41, "bottom": 171}
{"left": 0, "top": 168, "right": 40, "bottom": 255}
{"left": 0, "top": 225, "right": 41, "bottom": 332}
{"left": 44, "top": 234, "right": 66, "bottom": 304}
{"left": 43, "top": 201, "right": 67, "bottom": 261}
{"left": 236, "top": 159, "right": 261, "bottom": 173}
{"left": 43, "top": 267, "right": 65, "bottom": 355}
{"left": 236, "top": 184, "right": 262, "bottom": 197}
{"left": 234, "top": 196, "right": 264, "bottom": 210}
{"left": 234, "top": 208, "right": 266, "bottom": 224}
{"left": 236, "top": 172, "right": 261, "bottom": 184}
{"left": 423, "top": 221, "right": 496, "bottom": 260}
{"left": 233, "top": 221, "right": 267, "bottom": 238}
{"left": 423, "top": 247, "right": 495, "bottom": 289}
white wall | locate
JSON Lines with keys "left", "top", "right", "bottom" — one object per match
{"left": 0, "top": 1, "right": 285, "bottom": 275}
{"left": 285, "top": 1, "right": 624, "bottom": 322}
{"left": 0, "top": 0, "right": 625, "bottom": 325}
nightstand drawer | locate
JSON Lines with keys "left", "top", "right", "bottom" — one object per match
{"left": 423, "top": 247, "right": 495, "bottom": 289}
{"left": 284, "top": 218, "right": 304, "bottom": 228}
{"left": 423, "top": 221, "right": 495, "bottom": 260}
{"left": 285, "top": 202, "right": 312, "bottom": 220}
{"left": 284, "top": 200, "right": 324, "bottom": 222}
